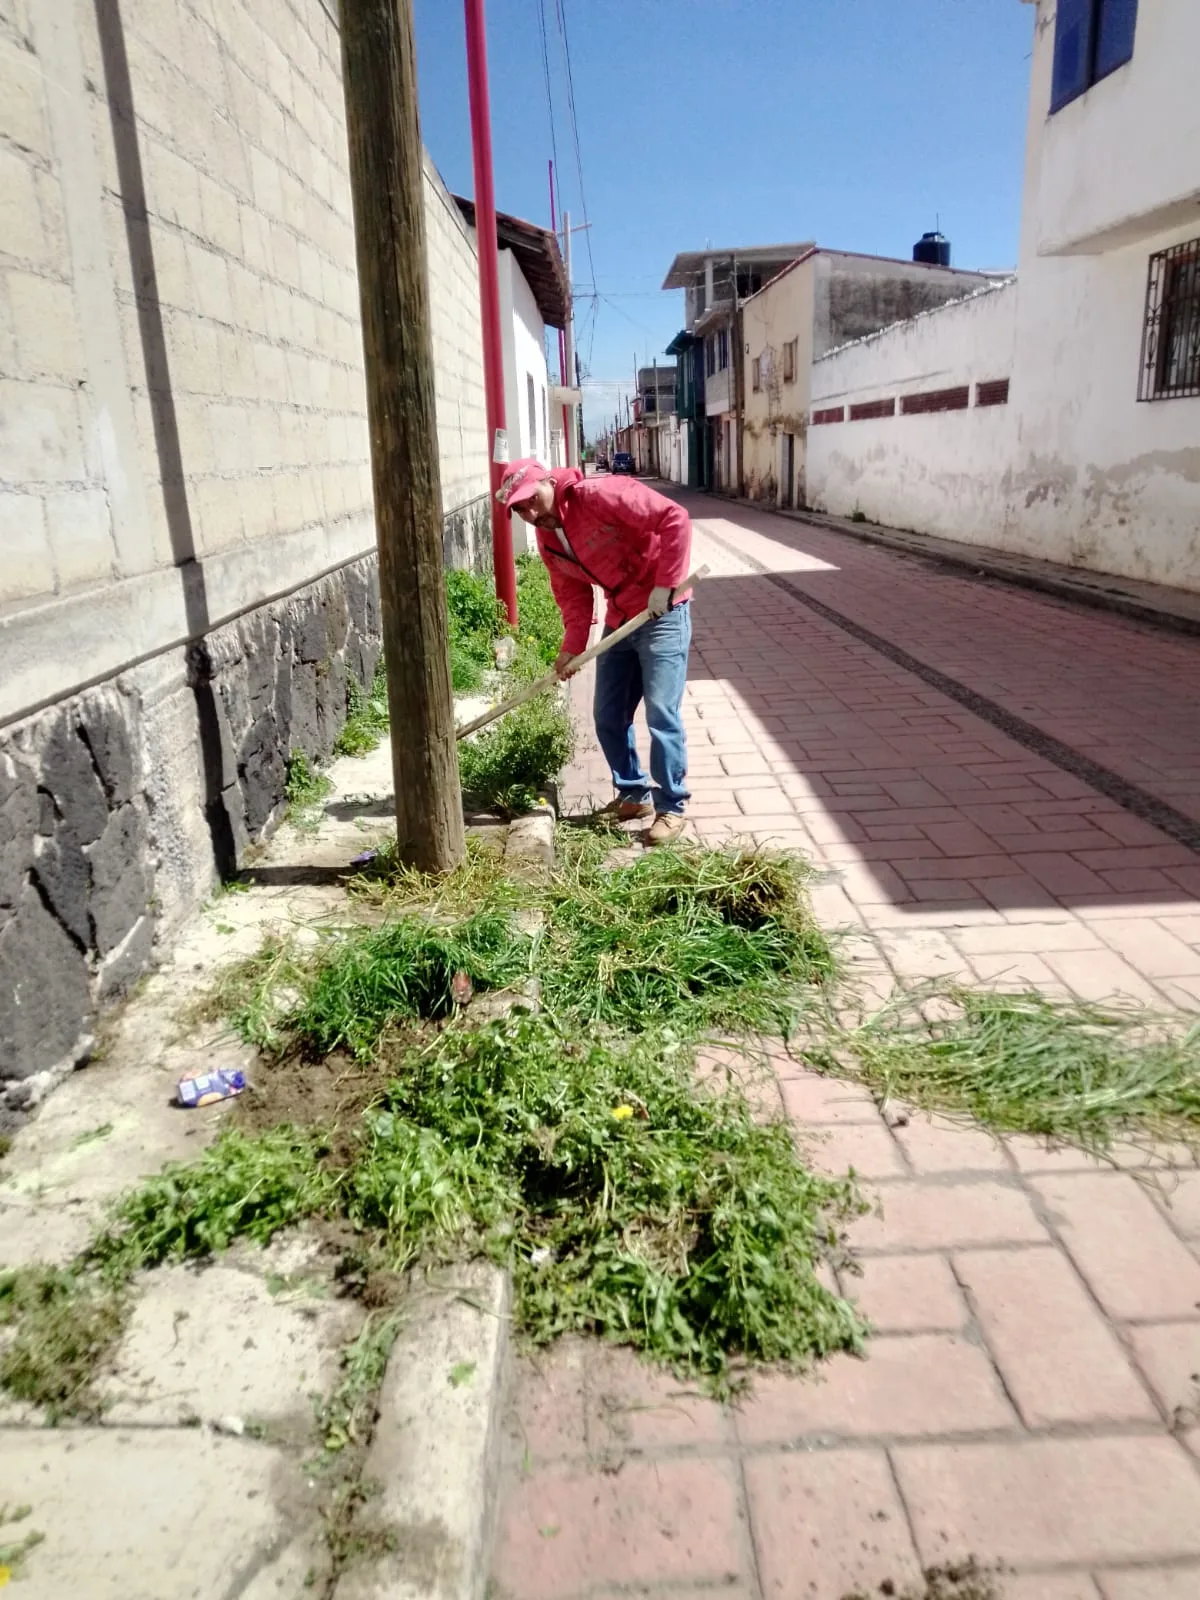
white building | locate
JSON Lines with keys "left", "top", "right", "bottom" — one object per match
{"left": 807, "top": 0, "right": 1200, "bottom": 594}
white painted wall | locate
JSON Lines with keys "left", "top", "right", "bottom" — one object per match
{"left": 498, "top": 249, "right": 549, "bottom": 464}
{"left": 497, "top": 247, "right": 549, "bottom": 555}
{"left": 1031, "top": 0, "right": 1200, "bottom": 254}
{"left": 1005, "top": 0, "right": 1200, "bottom": 590}
{"left": 807, "top": 284, "right": 1018, "bottom": 542}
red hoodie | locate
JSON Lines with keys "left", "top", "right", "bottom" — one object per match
{"left": 534, "top": 469, "right": 693, "bottom": 656}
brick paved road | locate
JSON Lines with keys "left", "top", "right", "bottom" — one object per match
{"left": 493, "top": 493, "right": 1200, "bottom": 1600}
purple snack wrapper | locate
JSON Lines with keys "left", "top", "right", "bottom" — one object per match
{"left": 178, "top": 1068, "right": 246, "bottom": 1108}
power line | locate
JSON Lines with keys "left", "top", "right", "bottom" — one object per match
{"left": 535, "top": 0, "right": 561, "bottom": 221}
{"left": 552, "top": 0, "right": 597, "bottom": 296}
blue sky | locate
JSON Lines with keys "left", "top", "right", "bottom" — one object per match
{"left": 413, "top": 0, "right": 1036, "bottom": 438}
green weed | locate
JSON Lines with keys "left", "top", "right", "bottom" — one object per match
{"left": 334, "top": 660, "right": 391, "bottom": 758}
{"left": 0, "top": 1266, "right": 126, "bottom": 1421}
{"left": 285, "top": 750, "right": 333, "bottom": 831}
{"left": 458, "top": 693, "right": 574, "bottom": 815}
{"left": 447, "top": 568, "right": 505, "bottom": 693}
{"left": 446, "top": 557, "right": 563, "bottom": 692}
{"left": 509, "top": 554, "right": 563, "bottom": 680}
{"left": 89, "top": 1125, "right": 339, "bottom": 1279}
{"left": 814, "top": 986, "right": 1200, "bottom": 1160}
{"left": 314, "top": 1310, "right": 402, "bottom": 1459}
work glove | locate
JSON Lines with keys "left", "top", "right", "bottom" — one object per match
{"left": 646, "top": 586, "right": 673, "bottom": 618}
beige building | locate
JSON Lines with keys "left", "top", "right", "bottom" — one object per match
{"left": 0, "top": 0, "right": 490, "bottom": 1104}
{"left": 741, "top": 249, "right": 996, "bottom": 509}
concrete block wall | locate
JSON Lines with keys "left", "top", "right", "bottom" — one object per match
{"left": 0, "top": 0, "right": 491, "bottom": 1108}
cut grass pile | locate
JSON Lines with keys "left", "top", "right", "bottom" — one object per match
{"left": 541, "top": 840, "right": 834, "bottom": 1034}
{"left": 81, "top": 1014, "right": 864, "bottom": 1389}
{"left": 812, "top": 985, "right": 1200, "bottom": 1161}
{"left": 352, "top": 1015, "right": 864, "bottom": 1378}
{"left": 0, "top": 1265, "right": 126, "bottom": 1421}
{"left": 191, "top": 840, "right": 835, "bottom": 1064}
{"left": 287, "top": 911, "right": 532, "bottom": 1061}
{"left": 41, "top": 840, "right": 858, "bottom": 1394}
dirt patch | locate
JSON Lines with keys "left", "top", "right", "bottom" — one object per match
{"left": 842, "top": 1560, "right": 1007, "bottom": 1600}
{"left": 235, "top": 1049, "right": 385, "bottom": 1141}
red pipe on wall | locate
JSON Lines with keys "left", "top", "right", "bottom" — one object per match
{"left": 464, "top": 0, "right": 517, "bottom": 623}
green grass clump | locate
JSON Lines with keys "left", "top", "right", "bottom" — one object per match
{"left": 0, "top": 1266, "right": 126, "bottom": 1421}
{"left": 458, "top": 693, "right": 574, "bottom": 816}
{"left": 285, "top": 749, "right": 333, "bottom": 831}
{"left": 315, "top": 1309, "right": 402, "bottom": 1457}
{"left": 510, "top": 554, "right": 564, "bottom": 680}
{"left": 288, "top": 911, "right": 532, "bottom": 1061}
{"left": 89, "top": 1125, "right": 339, "bottom": 1280}
{"left": 446, "top": 568, "right": 505, "bottom": 692}
{"left": 446, "top": 557, "right": 563, "bottom": 692}
{"left": 542, "top": 844, "right": 834, "bottom": 1035}
{"left": 814, "top": 986, "right": 1200, "bottom": 1160}
{"left": 334, "top": 659, "right": 390, "bottom": 758}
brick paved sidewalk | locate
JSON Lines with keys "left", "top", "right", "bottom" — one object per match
{"left": 492, "top": 496, "right": 1200, "bottom": 1600}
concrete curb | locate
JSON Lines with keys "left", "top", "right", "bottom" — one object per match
{"left": 504, "top": 805, "right": 555, "bottom": 876}
{"left": 703, "top": 487, "right": 1200, "bottom": 637}
{"left": 333, "top": 788, "right": 562, "bottom": 1598}
{"left": 333, "top": 1263, "right": 512, "bottom": 1600}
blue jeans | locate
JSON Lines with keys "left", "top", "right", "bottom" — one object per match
{"left": 593, "top": 602, "right": 691, "bottom": 816}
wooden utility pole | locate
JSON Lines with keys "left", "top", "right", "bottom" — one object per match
{"left": 340, "top": 0, "right": 464, "bottom": 873}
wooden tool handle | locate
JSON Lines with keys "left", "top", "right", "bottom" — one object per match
{"left": 454, "top": 564, "right": 711, "bottom": 741}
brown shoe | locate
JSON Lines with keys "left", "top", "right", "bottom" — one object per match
{"left": 597, "top": 797, "right": 654, "bottom": 822}
{"left": 645, "top": 812, "right": 686, "bottom": 847}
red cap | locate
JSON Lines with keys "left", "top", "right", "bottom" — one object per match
{"left": 495, "top": 458, "right": 549, "bottom": 509}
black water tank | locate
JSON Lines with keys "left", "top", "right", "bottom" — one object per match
{"left": 913, "top": 231, "right": 951, "bottom": 267}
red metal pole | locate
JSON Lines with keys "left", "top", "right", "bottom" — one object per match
{"left": 464, "top": 0, "right": 517, "bottom": 623}
{"left": 548, "top": 162, "right": 570, "bottom": 464}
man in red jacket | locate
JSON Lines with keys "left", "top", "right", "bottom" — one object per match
{"left": 497, "top": 458, "right": 692, "bottom": 846}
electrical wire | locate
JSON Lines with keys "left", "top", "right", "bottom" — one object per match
{"left": 535, "top": 0, "right": 561, "bottom": 223}
{"left": 551, "top": 0, "right": 597, "bottom": 297}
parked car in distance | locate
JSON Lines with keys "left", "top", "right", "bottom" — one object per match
{"left": 612, "top": 452, "right": 635, "bottom": 475}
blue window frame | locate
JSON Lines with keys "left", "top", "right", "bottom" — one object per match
{"left": 1051, "top": 0, "right": 1137, "bottom": 112}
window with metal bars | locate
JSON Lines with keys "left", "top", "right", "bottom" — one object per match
{"left": 1139, "top": 240, "right": 1200, "bottom": 401}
